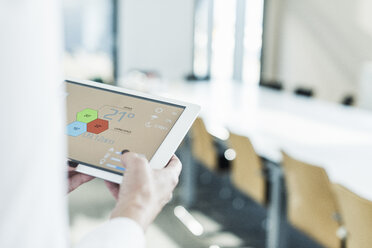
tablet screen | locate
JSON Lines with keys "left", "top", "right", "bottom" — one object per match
{"left": 66, "top": 81, "right": 185, "bottom": 175}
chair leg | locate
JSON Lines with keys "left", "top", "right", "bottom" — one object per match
{"left": 177, "top": 134, "right": 197, "bottom": 208}
{"left": 265, "top": 162, "right": 284, "bottom": 248}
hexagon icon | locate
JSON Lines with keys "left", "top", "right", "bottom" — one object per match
{"left": 77, "top": 108, "right": 98, "bottom": 123}
{"left": 87, "top": 118, "right": 109, "bottom": 134}
{"left": 67, "top": 121, "right": 87, "bottom": 137}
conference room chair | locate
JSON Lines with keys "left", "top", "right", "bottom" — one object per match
{"left": 191, "top": 117, "right": 218, "bottom": 171}
{"left": 333, "top": 184, "right": 372, "bottom": 248}
{"left": 259, "top": 79, "right": 283, "bottom": 91}
{"left": 294, "top": 87, "right": 314, "bottom": 97}
{"left": 281, "top": 152, "right": 342, "bottom": 248}
{"left": 228, "top": 133, "right": 266, "bottom": 206}
{"left": 341, "top": 95, "right": 354, "bottom": 106}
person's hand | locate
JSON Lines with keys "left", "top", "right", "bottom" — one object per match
{"left": 110, "top": 152, "right": 182, "bottom": 231}
{"left": 104, "top": 180, "right": 120, "bottom": 200}
{"left": 67, "top": 161, "right": 95, "bottom": 193}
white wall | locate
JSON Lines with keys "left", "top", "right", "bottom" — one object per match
{"left": 264, "top": 0, "right": 372, "bottom": 103}
{"left": 118, "top": 0, "right": 195, "bottom": 81}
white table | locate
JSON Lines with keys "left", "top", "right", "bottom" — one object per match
{"left": 154, "top": 80, "right": 372, "bottom": 201}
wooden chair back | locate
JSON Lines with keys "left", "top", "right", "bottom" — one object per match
{"left": 333, "top": 184, "right": 372, "bottom": 248}
{"left": 228, "top": 133, "right": 266, "bottom": 205}
{"left": 282, "top": 152, "right": 341, "bottom": 248}
{"left": 191, "top": 118, "right": 217, "bottom": 170}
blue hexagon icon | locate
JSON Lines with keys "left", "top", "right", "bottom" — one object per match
{"left": 67, "top": 121, "right": 87, "bottom": 137}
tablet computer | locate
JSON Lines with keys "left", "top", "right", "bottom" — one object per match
{"left": 66, "top": 79, "right": 200, "bottom": 183}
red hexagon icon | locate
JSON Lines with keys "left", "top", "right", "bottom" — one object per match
{"left": 87, "top": 119, "right": 109, "bottom": 134}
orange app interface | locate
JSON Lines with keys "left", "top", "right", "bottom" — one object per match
{"left": 66, "top": 82, "right": 184, "bottom": 174}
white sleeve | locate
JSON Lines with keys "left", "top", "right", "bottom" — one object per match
{"left": 0, "top": 1, "right": 68, "bottom": 248}
{"left": 76, "top": 218, "right": 146, "bottom": 248}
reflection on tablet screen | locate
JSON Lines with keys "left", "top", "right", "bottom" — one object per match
{"left": 66, "top": 81, "right": 185, "bottom": 175}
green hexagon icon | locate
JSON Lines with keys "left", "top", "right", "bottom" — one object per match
{"left": 76, "top": 108, "right": 98, "bottom": 123}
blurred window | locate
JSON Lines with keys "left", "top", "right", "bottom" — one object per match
{"left": 193, "top": 0, "right": 264, "bottom": 84}
{"left": 211, "top": 0, "right": 237, "bottom": 80}
{"left": 243, "top": 0, "right": 264, "bottom": 84}
{"left": 193, "top": 0, "right": 211, "bottom": 78}
{"left": 63, "top": 0, "right": 116, "bottom": 84}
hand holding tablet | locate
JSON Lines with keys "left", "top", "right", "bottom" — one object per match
{"left": 66, "top": 79, "right": 200, "bottom": 183}
{"left": 110, "top": 152, "right": 182, "bottom": 230}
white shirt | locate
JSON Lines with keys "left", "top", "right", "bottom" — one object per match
{"left": 77, "top": 218, "right": 145, "bottom": 248}
{"left": 0, "top": 0, "right": 145, "bottom": 247}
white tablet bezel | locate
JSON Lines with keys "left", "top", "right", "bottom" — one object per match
{"left": 66, "top": 78, "right": 200, "bottom": 184}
